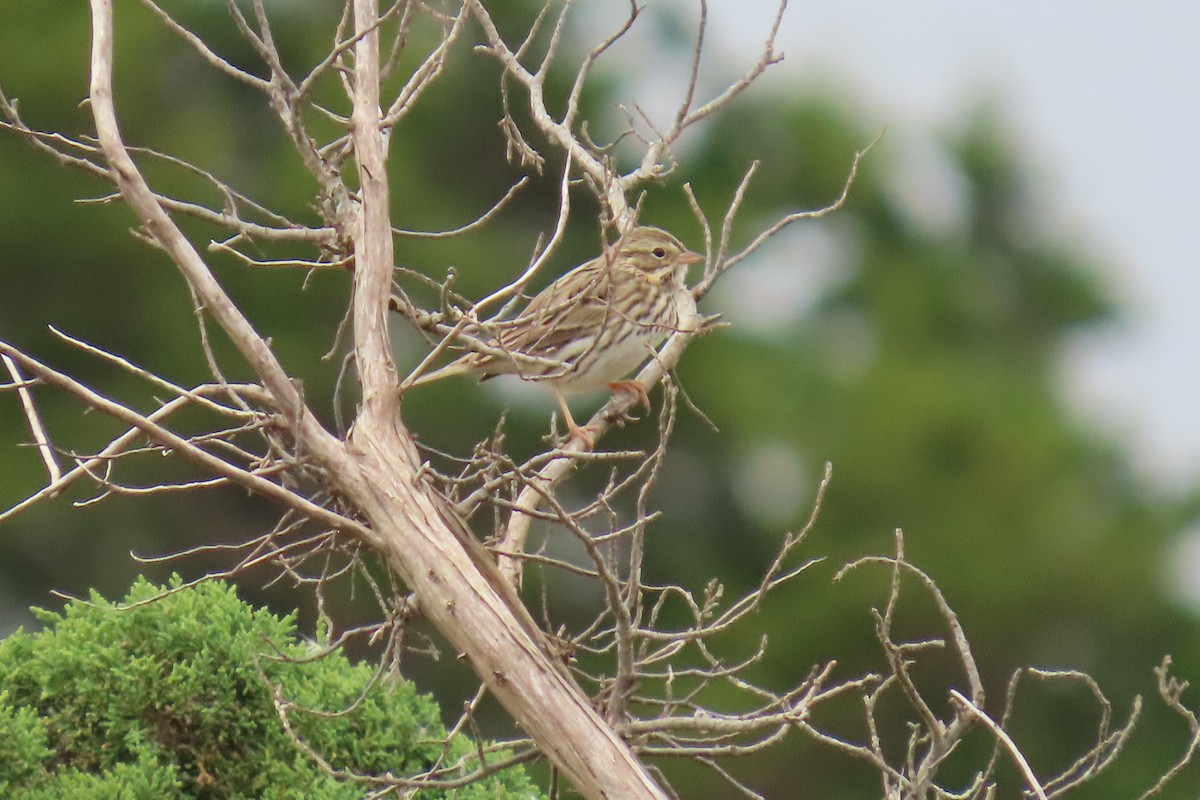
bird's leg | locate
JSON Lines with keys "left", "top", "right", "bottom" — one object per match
{"left": 607, "top": 380, "right": 651, "bottom": 413}
{"left": 555, "top": 390, "right": 596, "bottom": 450}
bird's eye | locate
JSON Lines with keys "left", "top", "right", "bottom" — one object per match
{"left": 652, "top": 247, "right": 667, "bottom": 259}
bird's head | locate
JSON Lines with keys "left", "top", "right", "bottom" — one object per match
{"left": 615, "top": 226, "right": 703, "bottom": 285}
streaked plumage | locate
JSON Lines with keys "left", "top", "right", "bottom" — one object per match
{"left": 411, "top": 226, "right": 701, "bottom": 445}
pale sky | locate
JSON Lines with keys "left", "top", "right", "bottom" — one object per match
{"left": 697, "top": 1, "right": 1200, "bottom": 490}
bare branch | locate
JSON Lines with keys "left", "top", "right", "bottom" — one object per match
{"left": 382, "top": 2, "right": 470, "bottom": 128}
{"left": 137, "top": 0, "right": 271, "bottom": 91}
{"left": 393, "top": 176, "right": 529, "bottom": 239}
{"left": 0, "top": 341, "right": 366, "bottom": 538}
{"left": 951, "top": 690, "right": 1049, "bottom": 800}
{"left": 694, "top": 130, "right": 881, "bottom": 300}
{"left": 471, "top": 158, "right": 574, "bottom": 317}
{"left": 87, "top": 0, "right": 343, "bottom": 465}
{"left": 468, "top": 0, "right": 632, "bottom": 223}
{"left": 2, "top": 354, "right": 61, "bottom": 485}
{"left": 5, "top": 3, "right": 1176, "bottom": 798}
{"left": 1138, "top": 657, "right": 1200, "bottom": 799}
{"left": 619, "top": 0, "right": 786, "bottom": 190}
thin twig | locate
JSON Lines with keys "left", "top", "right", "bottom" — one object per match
{"left": 2, "top": 353, "right": 62, "bottom": 485}
{"left": 951, "top": 690, "right": 1049, "bottom": 800}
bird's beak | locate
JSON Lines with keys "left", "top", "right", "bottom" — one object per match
{"left": 679, "top": 249, "right": 704, "bottom": 265}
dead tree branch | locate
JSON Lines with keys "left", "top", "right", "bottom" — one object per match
{"left": 3, "top": 2, "right": 1175, "bottom": 798}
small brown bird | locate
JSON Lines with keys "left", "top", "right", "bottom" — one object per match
{"left": 410, "top": 226, "right": 702, "bottom": 446}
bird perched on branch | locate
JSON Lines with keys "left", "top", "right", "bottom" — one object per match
{"left": 409, "top": 226, "right": 702, "bottom": 447}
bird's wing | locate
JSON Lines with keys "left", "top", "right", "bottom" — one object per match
{"left": 496, "top": 259, "right": 615, "bottom": 357}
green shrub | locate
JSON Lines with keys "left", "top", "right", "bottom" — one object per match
{"left": 0, "top": 577, "right": 544, "bottom": 799}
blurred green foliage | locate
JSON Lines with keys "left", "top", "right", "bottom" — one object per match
{"left": 0, "top": 577, "right": 543, "bottom": 798}
{"left": 1, "top": 2, "right": 1198, "bottom": 797}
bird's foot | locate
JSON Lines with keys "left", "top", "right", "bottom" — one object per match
{"left": 562, "top": 419, "right": 597, "bottom": 451}
{"left": 607, "top": 380, "right": 651, "bottom": 414}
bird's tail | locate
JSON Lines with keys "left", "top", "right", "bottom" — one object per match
{"left": 405, "top": 357, "right": 475, "bottom": 389}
